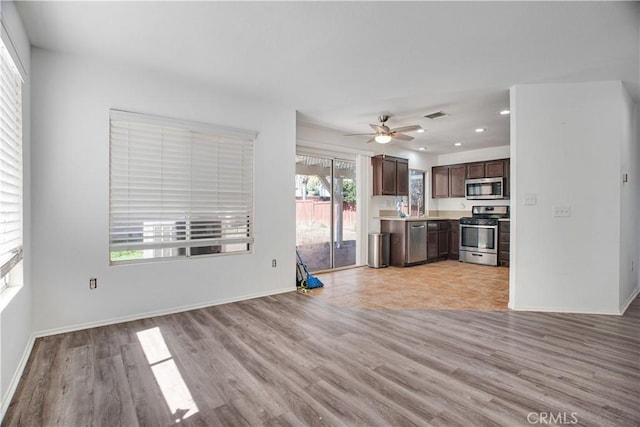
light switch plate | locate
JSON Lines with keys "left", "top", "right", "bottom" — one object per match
{"left": 553, "top": 205, "right": 571, "bottom": 217}
{"left": 523, "top": 193, "right": 537, "bottom": 205}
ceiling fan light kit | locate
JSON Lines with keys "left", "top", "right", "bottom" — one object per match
{"left": 345, "top": 114, "right": 423, "bottom": 144}
{"left": 374, "top": 134, "right": 392, "bottom": 144}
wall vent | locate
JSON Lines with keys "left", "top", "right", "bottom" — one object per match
{"left": 424, "top": 111, "right": 448, "bottom": 120}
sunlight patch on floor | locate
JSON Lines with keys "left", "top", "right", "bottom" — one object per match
{"left": 137, "top": 327, "right": 199, "bottom": 422}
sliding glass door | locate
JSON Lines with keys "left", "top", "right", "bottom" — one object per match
{"left": 333, "top": 160, "right": 357, "bottom": 268}
{"left": 295, "top": 155, "right": 357, "bottom": 272}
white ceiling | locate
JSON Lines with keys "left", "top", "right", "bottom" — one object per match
{"left": 16, "top": 1, "right": 640, "bottom": 154}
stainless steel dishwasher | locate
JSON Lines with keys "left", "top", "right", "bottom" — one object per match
{"left": 406, "top": 221, "right": 428, "bottom": 264}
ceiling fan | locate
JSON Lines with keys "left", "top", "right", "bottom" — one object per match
{"left": 345, "top": 115, "right": 423, "bottom": 144}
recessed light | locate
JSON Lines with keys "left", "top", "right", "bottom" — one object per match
{"left": 499, "top": 109, "right": 510, "bottom": 115}
{"left": 417, "top": 128, "right": 425, "bottom": 133}
{"left": 418, "top": 147, "right": 427, "bottom": 151}
{"left": 454, "top": 142, "right": 463, "bottom": 147}
{"left": 475, "top": 128, "right": 486, "bottom": 133}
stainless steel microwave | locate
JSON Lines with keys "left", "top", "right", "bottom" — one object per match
{"left": 465, "top": 177, "right": 504, "bottom": 199}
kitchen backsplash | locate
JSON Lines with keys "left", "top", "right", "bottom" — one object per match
{"left": 427, "top": 210, "right": 470, "bottom": 219}
{"left": 372, "top": 195, "right": 408, "bottom": 217}
{"left": 379, "top": 209, "right": 398, "bottom": 217}
{"left": 431, "top": 197, "right": 510, "bottom": 212}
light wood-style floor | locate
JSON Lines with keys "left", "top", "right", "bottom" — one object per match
{"left": 4, "top": 292, "right": 639, "bottom": 426}
{"left": 309, "top": 260, "right": 509, "bottom": 311}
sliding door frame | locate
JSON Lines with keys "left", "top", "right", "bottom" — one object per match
{"left": 296, "top": 140, "right": 373, "bottom": 270}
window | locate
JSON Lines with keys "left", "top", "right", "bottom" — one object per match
{"left": 109, "top": 110, "right": 256, "bottom": 264}
{"left": 0, "top": 39, "right": 23, "bottom": 292}
{"left": 409, "top": 169, "right": 425, "bottom": 216}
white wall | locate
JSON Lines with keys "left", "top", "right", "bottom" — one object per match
{"left": 436, "top": 145, "right": 511, "bottom": 166}
{"left": 31, "top": 48, "right": 296, "bottom": 334}
{"left": 510, "top": 81, "right": 631, "bottom": 314}
{"left": 619, "top": 89, "right": 640, "bottom": 310}
{"left": 0, "top": 0, "right": 32, "bottom": 417}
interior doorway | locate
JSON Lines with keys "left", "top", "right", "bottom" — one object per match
{"left": 295, "top": 155, "right": 357, "bottom": 272}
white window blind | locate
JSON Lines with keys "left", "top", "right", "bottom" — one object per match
{"left": 109, "top": 110, "right": 256, "bottom": 263}
{"left": 0, "top": 38, "right": 23, "bottom": 285}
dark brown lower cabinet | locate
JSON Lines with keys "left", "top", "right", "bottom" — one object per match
{"left": 449, "top": 220, "right": 459, "bottom": 260}
{"left": 382, "top": 219, "right": 464, "bottom": 266}
{"left": 438, "top": 221, "right": 450, "bottom": 257}
{"left": 499, "top": 220, "right": 510, "bottom": 267}
{"left": 426, "top": 222, "right": 438, "bottom": 262}
{"left": 427, "top": 220, "right": 450, "bottom": 262}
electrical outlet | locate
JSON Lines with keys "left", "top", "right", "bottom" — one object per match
{"left": 552, "top": 205, "right": 571, "bottom": 217}
{"left": 272, "top": 259, "right": 277, "bottom": 268}
{"left": 523, "top": 193, "right": 537, "bottom": 206}
{"left": 89, "top": 277, "right": 97, "bottom": 289}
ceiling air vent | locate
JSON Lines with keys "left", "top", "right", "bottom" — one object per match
{"left": 424, "top": 111, "right": 448, "bottom": 120}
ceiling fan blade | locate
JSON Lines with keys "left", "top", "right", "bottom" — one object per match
{"left": 344, "top": 133, "right": 375, "bottom": 136}
{"left": 366, "top": 137, "right": 376, "bottom": 144}
{"left": 369, "top": 124, "right": 387, "bottom": 133}
{"left": 391, "top": 125, "right": 422, "bottom": 133}
{"left": 391, "top": 133, "right": 414, "bottom": 142}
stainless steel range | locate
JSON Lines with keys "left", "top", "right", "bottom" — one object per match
{"left": 459, "top": 206, "right": 509, "bottom": 266}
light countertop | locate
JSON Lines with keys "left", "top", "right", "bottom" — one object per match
{"left": 378, "top": 216, "right": 510, "bottom": 222}
{"left": 378, "top": 216, "right": 459, "bottom": 221}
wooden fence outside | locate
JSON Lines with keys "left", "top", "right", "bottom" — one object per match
{"left": 295, "top": 199, "right": 356, "bottom": 229}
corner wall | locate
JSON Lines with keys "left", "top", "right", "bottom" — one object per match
{"left": 619, "top": 91, "right": 640, "bottom": 310}
{"left": 510, "top": 81, "right": 628, "bottom": 314}
{"left": 30, "top": 48, "right": 296, "bottom": 334}
{"left": 0, "top": 0, "right": 32, "bottom": 417}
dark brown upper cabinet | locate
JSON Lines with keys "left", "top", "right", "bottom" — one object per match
{"left": 373, "top": 155, "right": 409, "bottom": 196}
{"left": 466, "top": 162, "right": 486, "bottom": 179}
{"left": 432, "top": 166, "right": 450, "bottom": 198}
{"left": 432, "top": 164, "right": 466, "bottom": 198}
{"left": 433, "top": 157, "right": 510, "bottom": 199}
{"left": 395, "top": 158, "right": 409, "bottom": 196}
{"left": 449, "top": 164, "right": 466, "bottom": 197}
{"left": 485, "top": 160, "right": 505, "bottom": 178}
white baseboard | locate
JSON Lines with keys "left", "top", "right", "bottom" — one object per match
{"left": 620, "top": 286, "right": 640, "bottom": 314}
{"left": 0, "top": 334, "right": 35, "bottom": 421}
{"left": 509, "top": 305, "right": 624, "bottom": 315}
{"left": 511, "top": 288, "right": 640, "bottom": 316}
{"left": 35, "top": 286, "right": 295, "bottom": 338}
